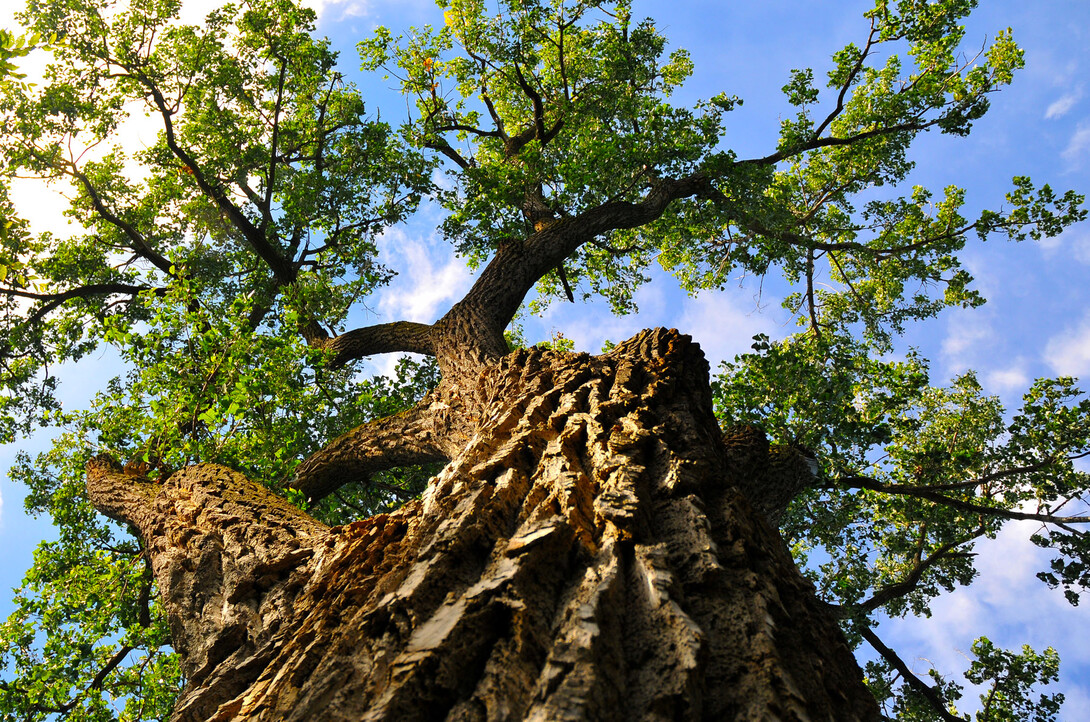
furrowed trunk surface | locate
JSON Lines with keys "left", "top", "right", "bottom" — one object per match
{"left": 86, "top": 328, "right": 879, "bottom": 721}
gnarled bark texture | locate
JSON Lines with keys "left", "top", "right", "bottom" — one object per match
{"left": 87, "top": 328, "right": 879, "bottom": 721}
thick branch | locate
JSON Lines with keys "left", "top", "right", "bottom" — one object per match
{"left": 447, "top": 174, "right": 708, "bottom": 353}
{"left": 291, "top": 395, "right": 457, "bottom": 501}
{"left": 315, "top": 320, "right": 436, "bottom": 368}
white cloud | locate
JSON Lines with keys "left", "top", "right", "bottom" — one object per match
{"left": 374, "top": 227, "right": 473, "bottom": 324}
{"left": 530, "top": 281, "right": 670, "bottom": 355}
{"left": 984, "top": 363, "right": 1030, "bottom": 394}
{"left": 1074, "top": 235, "right": 1090, "bottom": 265}
{"left": 1045, "top": 312, "right": 1090, "bottom": 378}
{"left": 1038, "top": 226, "right": 1090, "bottom": 264}
{"left": 677, "top": 292, "right": 778, "bottom": 369}
{"left": 1045, "top": 91, "right": 1081, "bottom": 120}
{"left": 1062, "top": 685, "right": 1090, "bottom": 718}
{"left": 522, "top": 271, "right": 781, "bottom": 366}
{"left": 1037, "top": 232, "right": 1065, "bottom": 255}
{"left": 1062, "top": 123, "right": 1090, "bottom": 167}
{"left": 327, "top": 1, "right": 372, "bottom": 19}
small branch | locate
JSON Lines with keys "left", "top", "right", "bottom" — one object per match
{"left": 805, "top": 247, "right": 822, "bottom": 341}
{"left": 812, "top": 19, "right": 879, "bottom": 140}
{"left": 512, "top": 62, "right": 547, "bottom": 141}
{"left": 827, "top": 531, "right": 982, "bottom": 618}
{"left": 892, "top": 456, "right": 1075, "bottom": 494}
{"left": 839, "top": 474, "right": 1090, "bottom": 525}
{"left": 130, "top": 65, "right": 296, "bottom": 283}
{"left": 739, "top": 117, "right": 934, "bottom": 168}
{"left": 556, "top": 262, "right": 575, "bottom": 303}
{"left": 425, "top": 138, "right": 472, "bottom": 169}
{"left": 2, "top": 283, "right": 161, "bottom": 333}
{"left": 29, "top": 644, "right": 134, "bottom": 715}
{"left": 432, "top": 121, "right": 504, "bottom": 140}
{"left": 262, "top": 56, "right": 289, "bottom": 231}
{"left": 333, "top": 488, "right": 370, "bottom": 516}
{"left": 64, "top": 164, "right": 174, "bottom": 275}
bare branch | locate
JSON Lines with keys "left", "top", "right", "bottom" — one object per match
{"left": 291, "top": 397, "right": 455, "bottom": 501}
{"left": 317, "top": 320, "right": 437, "bottom": 368}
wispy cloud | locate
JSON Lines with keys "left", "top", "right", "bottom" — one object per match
{"left": 1045, "top": 311, "right": 1090, "bottom": 378}
{"left": 1045, "top": 90, "right": 1082, "bottom": 120}
{"left": 1062, "top": 123, "right": 1090, "bottom": 167}
{"left": 941, "top": 312, "right": 993, "bottom": 368}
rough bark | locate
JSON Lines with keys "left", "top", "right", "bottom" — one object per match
{"left": 87, "top": 328, "right": 879, "bottom": 721}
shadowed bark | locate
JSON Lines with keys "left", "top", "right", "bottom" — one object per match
{"left": 87, "top": 328, "right": 879, "bottom": 721}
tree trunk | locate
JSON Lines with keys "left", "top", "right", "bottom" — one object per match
{"left": 86, "top": 328, "right": 879, "bottom": 721}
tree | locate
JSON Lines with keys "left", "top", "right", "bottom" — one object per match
{"left": 0, "top": 0, "right": 1086, "bottom": 719}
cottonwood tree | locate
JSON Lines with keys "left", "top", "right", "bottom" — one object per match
{"left": 0, "top": 0, "right": 1086, "bottom": 719}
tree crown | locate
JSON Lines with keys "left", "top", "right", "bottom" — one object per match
{"left": 0, "top": 1, "right": 1086, "bottom": 719}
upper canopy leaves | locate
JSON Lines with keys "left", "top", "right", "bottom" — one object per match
{"left": 0, "top": 0, "right": 432, "bottom": 438}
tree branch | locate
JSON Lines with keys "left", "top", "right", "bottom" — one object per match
{"left": 291, "top": 395, "right": 457, "bottom": 501}
{"left": 739, "top": 117, "right": 935, "bottom": 168}
{"left": 64, "top": 163, "right": 174, "bottom": 275}
{"left": 262, "top": 56, "right": 289, "bottom": 231}
{"left": 128, "top": 65, "right": 296, "bottom": 284}
{"left": 28, "top": 643, "right": 134, "bottom": 715}
{"left": 316, "top": 320, "right": 437, "bottom": 368}
{"left": 839, "top": 474, "right": 1090, "bottom": 525}
{"left": 1, "top": 282, "right": 161, "bottom": 334}
{"left": 858, "top": 625, "right": 963, "bottom": 722}
{"left": 811, "top": 19, "right": 879, "bottom": 140}
{"left": 828, "top": 531, "right": 982, "bottom": 618}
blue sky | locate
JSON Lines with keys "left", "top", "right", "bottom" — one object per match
{"left": 2, "top": 0, "right": 1090, "bottom": 717}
